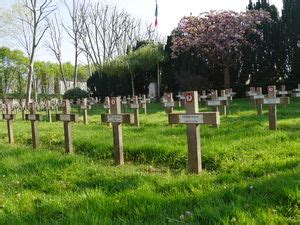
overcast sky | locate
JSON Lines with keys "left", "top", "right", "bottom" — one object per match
{"left": 2, "top": 0, "right": 283, "bottom": 63}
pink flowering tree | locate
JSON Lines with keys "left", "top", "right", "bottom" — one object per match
{"left": 172, "top": 10, "right": 272, "bottom": 88}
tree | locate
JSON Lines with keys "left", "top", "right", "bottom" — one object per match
{"left": 172, "top": 10, "right": 272, "bottom": 88}
{"left": 45, "top": 14, "right": 67, "bottom": 91}
{"left": 62, "top": 0, "right": 85, "bottom": 88}
{"left": 238, "top": 0, "right": 285, "bottom": 85}
{"left": 0, "top": 47, "right": 28, "bottom": 100}
{"left": 15, "top": 0, "right": 56, "bottom": 104}
{"left": 282, "top": 0, "right": 300, "bottom": 82}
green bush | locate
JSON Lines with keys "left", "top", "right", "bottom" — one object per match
{"left": 63, "top": 88, "right": 89, "bottom": 101}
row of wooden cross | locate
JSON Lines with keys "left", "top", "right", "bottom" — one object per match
{"left": 101, "top": 91, "right": 220, "bottom": 174}
{"left": 246, "top": 85, "right": 296, "bottom": 130}
{"left": 1, "top": 85, "right": 297, "bottom": 174}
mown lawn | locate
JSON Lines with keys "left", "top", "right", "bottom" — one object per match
{"left": 0, "top": 99, "right": 298, "bottom": 224}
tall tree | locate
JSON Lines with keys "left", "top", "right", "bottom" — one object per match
{"left": 62, "top": 0, "right": 85, "bottom": 88}
{"left": 282, "top": 0, "right": 300, "bottom": 82}
{"left": 15, "top": 0, "right": 56, "bottom": 104}
{"left": 171, "top": 10, "right": 271, "bottom": 88}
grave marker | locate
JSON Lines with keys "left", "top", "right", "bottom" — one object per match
{"left": 163, "top": 93, "right": 174, "bottom": 114}
{"left": 257, "top": 85, "right": 290, "bottom": 130}
{"left": 56, "top": 100, "right": 79, "bottom": 153}
{"left": 254, "top": 87, "right": 264, "bottom": 115}
{"left": 80, "top": 98, "right": 91, "bottom": 125}
{"left": 25, "top": 102, "right": 43, "bottom": 149}
{"left": 101, "top": 97, "right": 134, "bottom": 165}
{"left": 121, "top": 96, "right": 128, "bottom": 113}
{"left": 292, "top": 84, "right": 300, "bottom": 97}
{"left": 206, "top": 90, "right": 227, "bottom": 117}
{"left": 168, "top": 91, "right": 220, "bottom": 174}
{"left": 131, "top": 96, "right": 140, "bottom": 127}
{"left": 45, "top": 100, "right": 52, "bottom": 122}
{"left": 140, "top": 94, "right": 148, "bottom": 114}
{"left": 3, "top": 103, "right": 16, "bottom": 144}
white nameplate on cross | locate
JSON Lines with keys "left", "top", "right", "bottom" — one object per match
{"left": 121, "top": 101, "right": 127, "bottom": 104}
{"left": 278, "top": 91, "right": 288, "bottom": 95}
{"left": 4, "top": 115, "right": 11, "bottom": 120}
{"left": 107, "top": 115, "right": 123, "bottom": 123}
{"left": 200, "top": 95, "right": 207, "bottom": 98}
{"left": 253, "top": 95, "right": 264, "bottom": 99}
{"left": 164, "top": 102, "right": 175, "bottom": 107}
{"left": 60, "top": 115, "right": 71, "bottom": 121}
{"left": 218, "top": 97, "right": 227, "bottom": 101}
{"left": 248, "top": 92, "right": 257, "bottom": 96}
{"left": 295, "top": 93, "right": 300, "bottom": 97}
{"left": 179, "top": 115, "right": 203, "bottom": 124}
{"left": 28, "top": 115, "right": 36, "bottom": 120}
{"left": 207, "top": 100, "right": 221, "bottom": 106}
{"left": 263, "top": 98, "right": 280, "bottom": 104}
{"left": 130, "top": 104, "right": 139, "bottom": 109}
{"left": 294, "top": 89, "right": 300, "bottom": 92}
{"left": 104, "top": 105, "right": 110, "bottom": 109}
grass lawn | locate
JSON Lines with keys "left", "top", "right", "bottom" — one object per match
{"left": 0, "top": 99, "right": 298, "bottom": 224}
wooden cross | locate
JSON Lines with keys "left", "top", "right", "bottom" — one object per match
{"left": 199, "top": 90, "right": 208, "bottom": 102}
{"left": 127, "top": 95, "right": 132, "bottom": 108}
{"left": 278, "top": 85, "right": 289, "bottom": 97}
{"left": 292, "top": 84, "right": 300, "bottom": 98}
{"left": 56, "top": 100, "right": 79, "bottom": 153}
{"left": 168, "top": 91, "right": 220, "bottom": 174}
{"left": 76, "top": 99, "right": 81, "bottom": 114}
{"left": 25, "top": 102, "right": 43, "bottom": 149}
{"left": 257, "top": 85, "right": 290, "bottom": 130}
{"left": 80, "top": 98, "right": 91, "bottom": 125}
{"left": 140, "top": 94, "right": 148, "bottom": 114}
{"left": 101, "top": 97, "right": 134, "bottom": 165}
{"left": 121, "top": 96, "right": 127, "bottom": 113}
{"left": 131, "top": 96, "right": 140, "bottom": 127}
{"left": 45, "top": 100, "right": 52, "bottom": 122}
{"left": 219, "top": 90, "right": 229, "bottom": 116}
{"left": 21, "top": 101, "right": 26, "bottom": 120}
{"left": 3, "top": 102, "right": 16, "bottom": 144}
{"left": 206, "top": 90, "right": 227, "bottom": 117}
{"left": 163, "top": 93, "right": 174, "bottom": 114}
{"left": 253, "top": 87, "right": 264, "bottom": 116}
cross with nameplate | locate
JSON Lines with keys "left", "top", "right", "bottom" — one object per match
{"left": 25, "top": 102, "right": 43, "bottom": 149}
{"left": 163, "top": 93, "right": 174, "bottom": 114}
{"left": 21, "top": 101, "right": 26, "bottom": 120}
{"left": 80, "top": 98, "right": 91, "bottom": 125}
{"left": 131, "top": 96, "right": 140, "bottom": 127}
{"left": 3, "top": 102, "right": 16, "bottom": 144}
{"left": 45, "top": 100, "right": 52, "bottom": 122}
{"left": 168, "top": 91, "right": 220, "bottom": 174}
{"left": 257, "top": 85, "right": 290, "bottom": 130}
{"left": 206, "top": 90, "right": 227, "bottom": 116}
{"left": 101, "top": 97, "right": 134, "bottom": 165}
{"left": 247, "top": 87, "right": 257, "bottom": 106}
{"left": 253, "top": 87, "right": 264, "bottom": 115}
{"left": 56, "top": 100, "right": 79, "bottom": 153}
{"left": 140, "top": 94, "right": 148, "bottom": 115}
{"left": 292, "top": 84, "right": 300, "bottom": 98}
{"left": 121, "top": 96, "right": 128, "bottom": 113}
{"left": 199, "top": 90, "right": 208, "bottom": 102}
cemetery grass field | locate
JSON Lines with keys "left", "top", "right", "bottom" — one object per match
{"left": 0, "top": 99, "right": 299, "bottom": 224}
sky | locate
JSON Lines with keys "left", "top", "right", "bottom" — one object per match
{"left": 1, "top": 0, "right": 283, "bottom": 63}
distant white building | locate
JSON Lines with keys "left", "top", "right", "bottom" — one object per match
{"left": 59, "top": 81, "right": 88, "bottom": 94}
{"left": 35, "top": 79, "right": 88, "bottom": 95}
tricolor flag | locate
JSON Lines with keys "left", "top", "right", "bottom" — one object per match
{"left": 154, "top": 0, "right": 158, "bottom": 28}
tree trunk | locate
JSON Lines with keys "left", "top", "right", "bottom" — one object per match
{"left": 130, "top": 72, "right": 135, "bottom": 96}
{"left": 59, "top": 62, "right": 67, "bottom": 90}
{"left": 73, "top": 51, "right": 78, "bottom": 88}
{"left": 224, "top": 65, "right": 231, "bottom": 89}
{"left": 26, "top": 62, "right": 34, "bottom": 105}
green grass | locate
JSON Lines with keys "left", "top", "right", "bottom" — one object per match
{"left": 0, "top": 99, "right": 298, "bottom": 224}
